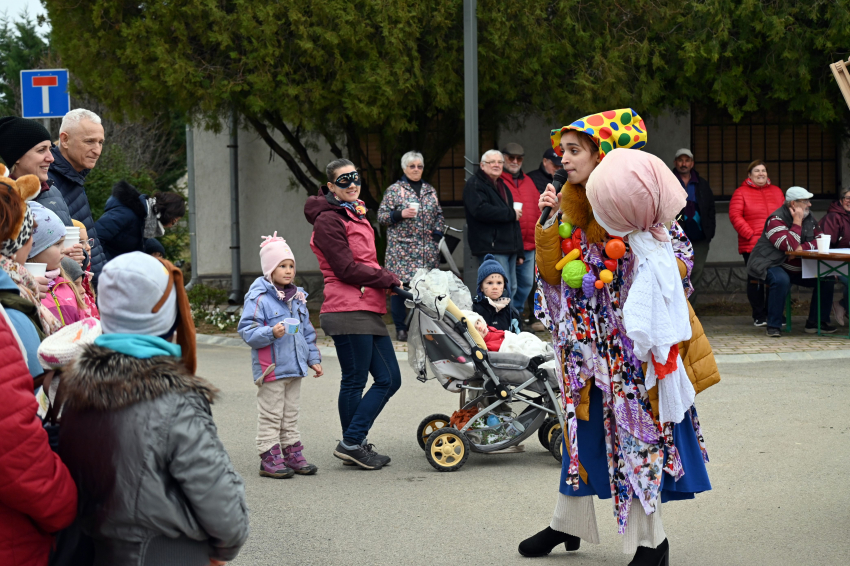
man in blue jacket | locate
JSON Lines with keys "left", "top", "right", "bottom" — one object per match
{"left": 48, "top": 109, "right": 106, "bottom": 285}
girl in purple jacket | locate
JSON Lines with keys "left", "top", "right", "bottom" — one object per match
{"left": 238, "top": 234, "right": 322, "bottom": 479}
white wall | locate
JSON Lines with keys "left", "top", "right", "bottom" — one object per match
{"left": 194, "top": 126, "right": 334, "bottom": 277}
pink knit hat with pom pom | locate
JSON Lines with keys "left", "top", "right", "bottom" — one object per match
{"left": 260, "top": 232, "right": 295, "bottom": 280}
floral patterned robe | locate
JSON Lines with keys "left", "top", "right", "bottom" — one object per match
{"left": 534, "top": 221, "right": 708, "bottom": 533}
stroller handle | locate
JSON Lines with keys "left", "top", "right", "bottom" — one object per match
{"left": 392, "top": 286, "right": 414, "bottom": 300}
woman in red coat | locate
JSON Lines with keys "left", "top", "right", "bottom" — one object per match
{"left": 728, "top": 160, "right": 784, "bottom": 326}
{"left": 0, "top": 306, "right": 77, "bottom": 565}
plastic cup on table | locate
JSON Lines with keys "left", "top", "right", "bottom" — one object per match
{"left": 284, "top": 317, "right": 300, "bottom": 334}
{"left": 816, "top": 234, "right": 831, "bottom": 253}
{"left": 24, "top": 262, "right": 47, "bottom": 277}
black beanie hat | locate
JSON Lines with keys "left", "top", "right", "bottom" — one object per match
{"left": 0, "top": 116, "right": 52, "bottom": 168}
{"left": 144, "top": 237, "right": 166, "bottom": 257}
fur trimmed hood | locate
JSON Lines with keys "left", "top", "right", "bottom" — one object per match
{"left": 61, "top": 344, "right": 217, "bottom": 411}
{"left": 110, "top": 180, "right": 148, "bottom": 219}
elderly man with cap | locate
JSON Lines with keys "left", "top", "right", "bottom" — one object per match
{"left": 672, "top": 148, "right": 716, "bottom": 302}
{"left": 746, "top": 186, "right": 836, "bottom": 337}
{"left": 527, "top": 148, "right": 562, "bottom": 194}
{"left": 500, "top": 142, "right": 541, "bottom": 319}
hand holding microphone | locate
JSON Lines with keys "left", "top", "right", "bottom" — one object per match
{"left": 539, "top": 169, "right": 569, "bottom": 225}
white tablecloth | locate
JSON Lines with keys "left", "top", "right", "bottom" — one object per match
{"left": 801, "top": 248, "right": 850, "bottom": 279}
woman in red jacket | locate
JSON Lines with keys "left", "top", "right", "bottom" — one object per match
{"left": 728, "top": 160, "right": 784, "bottom": 326}
{"left": 305, "top": 159, "right": 401, "bottom": 471}
{"left": 0, "top": 305, "right": 77, "bottom": 565}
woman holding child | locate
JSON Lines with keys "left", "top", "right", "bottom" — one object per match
{"left": 518, "top": 110, "right": 720, "bottom": 565}
{"left": 305, "top": 159, "right": 402, "bottom": 471}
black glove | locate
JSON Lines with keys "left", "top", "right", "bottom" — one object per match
{"left": 431, "top": 230, "right": 443, "bottom": 242}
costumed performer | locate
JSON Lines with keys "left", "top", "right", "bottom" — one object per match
{"left": 518, "top": 109, "right": 720, "bottom": 566}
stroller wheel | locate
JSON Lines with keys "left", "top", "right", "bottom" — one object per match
{"left": 417, "top": 414, "right": 451, "bottom": 451}
{"left": 549, "top": 430, "right": 564, "bottom": 463}
{"left": 425, "top": 428, "right": 470, "bottom": 472}
{"left": 537, "top": 419, "right": 562, "bottom": 450}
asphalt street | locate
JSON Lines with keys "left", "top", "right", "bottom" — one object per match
{"left": 197, "top": 343, "right": 850, "bottom": 566}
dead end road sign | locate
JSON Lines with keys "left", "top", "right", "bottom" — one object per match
{"left": 20, "top": 69, "right": 70, "bottom": 119}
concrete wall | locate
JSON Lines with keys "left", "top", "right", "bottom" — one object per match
{"left": 194, "top": 127, "right": 335, "bottom": 279}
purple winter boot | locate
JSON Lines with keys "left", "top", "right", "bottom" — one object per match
{"left": 259, "top": 444, "right": 295, "bottom": 478}
{"left": 282, "top": 441, "right": 318, "bottom": 475}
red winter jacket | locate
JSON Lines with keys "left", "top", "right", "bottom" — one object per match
{"left": 501, "top": 171, "right": 539, "bottom": 251}
{"left": 305, "top": 189, "right": 400, "bottom": 314}
{"left": 0, "top": 310, "right": 77, "bottom": 565}
{"left": 819, "top": 201, "right": 850, "bottom": 250}
{"left": 729, "top": 180, "right": 785, "bottom": 254}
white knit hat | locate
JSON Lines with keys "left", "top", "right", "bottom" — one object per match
{"left": 37, "top": 317, "right": 102, "bottom": 369}
{"left": 98, "top": 252, "right": 177, "bottom": 336}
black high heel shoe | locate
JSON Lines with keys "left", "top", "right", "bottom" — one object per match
{"left": 628, "top": 538, "right": 669, "bottom": 566}
{"left": 518, "top": 527, "right": 581, "bottom": 557}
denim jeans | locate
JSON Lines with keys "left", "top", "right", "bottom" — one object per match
{"left": 742, "top": 253, "right": 768, "bottom": 321}
{"left": 331, "top": 334, "right": 402, "bottom": 445}
{"left": 764, "top": 266, "right": 834, "bottom": 329}
{"left": 390, "top": 294, "right": 409, "bottom": 332}
{"left": 513, "top": 249, "right": 535, "bottom": 310}
{"left": 477, "top": 253, "right": 517, "bottom": 301}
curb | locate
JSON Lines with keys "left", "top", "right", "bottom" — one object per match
{"left": 196, "top": 334, "right": 409, "bottom": 361}
{"left": 715, "top": 349, "right": 850, "bottom": 364}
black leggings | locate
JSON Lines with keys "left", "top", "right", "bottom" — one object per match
{"left": 742, "top": 253, "right": 768, "bottom": 320}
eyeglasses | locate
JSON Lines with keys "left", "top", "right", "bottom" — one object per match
{"left": 85, "top": 238, "right": 94, "bottom": 247}
{"left": 334, "top": 171, "right": 361, "bottom": 188}
{"left": 483, "top": 160, "right": 504, "bottom": 165}
{"left": 407, "top": 164, "right": 424, "bottom": 170}
{"left": 504, "top": 155, "right": 523, "bottom": 162}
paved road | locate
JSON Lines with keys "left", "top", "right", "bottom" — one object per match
{"left": 197, "top": 344, "right": 850, "bottom": 566}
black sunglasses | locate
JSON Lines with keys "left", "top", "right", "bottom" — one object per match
{"left": 334, "top": 171, "right": 361, "bottom": 188}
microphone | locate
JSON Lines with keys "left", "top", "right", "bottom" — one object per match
{"left": 539, "top": 169, "right": 569, "bottom": 226}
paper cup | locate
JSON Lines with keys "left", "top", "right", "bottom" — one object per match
{"left": 817, "top": 234, "right": 831, "bottom": 253}
{"left": 63, "top": 237, "right": 79, "bottom": 249}
{"left": 24, "top": 262, "right": 47, "bottom": 277}
{"left": 408, "top": 202, "right": 420, "bottom": 213}
{"left": 284, "top": 317, "right": 300, "bottom": 334}
{"left": 64, "top": 228, "right": 81, "bottom": 248}
{"left": 513, "top": 202, "right": 523, "bottom": 210}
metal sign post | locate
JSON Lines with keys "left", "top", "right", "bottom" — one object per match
{"left": 462, "top": 0, "right": 479, "bottom": 293}
{"left": 20, "top": 69, "right": 70, "bottom": 119}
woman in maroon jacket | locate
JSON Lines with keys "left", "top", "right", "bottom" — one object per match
{"left": 728, "top": 160, "right": 784, "bottom": 326}
{"left": 819, "top": 186, "right": 850, "bottom": 324}
{"left": 0, "top": 304, "right": 77, "bottom": 565}
{"left": 305, "top": 159, "right": 402, "bottom": 471}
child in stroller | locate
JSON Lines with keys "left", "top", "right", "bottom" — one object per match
{"left": 401, "top": 269, "right": 565, "bottom": 472}
{"left": 472, "top": 254, "right": 521, "bottom": 333}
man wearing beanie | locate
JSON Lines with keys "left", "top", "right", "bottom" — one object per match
{"left": 57, "top": 252, "right": 250, "bottom": 563}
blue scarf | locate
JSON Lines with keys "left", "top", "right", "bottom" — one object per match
{"left": 95, "top": 334, "right": 182, "bottom": 359}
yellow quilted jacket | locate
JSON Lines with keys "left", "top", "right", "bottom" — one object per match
{"left": 535, "top": 220, "right": 720, "bottom": 423}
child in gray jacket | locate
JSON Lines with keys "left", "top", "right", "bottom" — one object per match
{"left": 238, "top": 233, "right": 322, "bottom": 478}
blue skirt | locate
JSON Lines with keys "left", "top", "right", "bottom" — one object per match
{"left": 559, "top": 384, "right": 711, "bottom": 503}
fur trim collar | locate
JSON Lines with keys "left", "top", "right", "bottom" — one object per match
{"left": 559, "top": 182, "right": 608, "bottom": 244}
{"left": 112, "top": 180, "right": 147, "bottom": 218}
{"left": 61, "top": 344, "right": 218, "bottom": 411}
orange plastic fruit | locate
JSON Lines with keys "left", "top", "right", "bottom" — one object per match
{"left": 594, "top": 280, "right": 604, "bottom": 289}
{"left": 605, "top": 239, "right": 626, "bottom": 260}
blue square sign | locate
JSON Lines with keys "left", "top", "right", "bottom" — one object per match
{"left": 20, "top": 69, "right": 71, "bottom": 119}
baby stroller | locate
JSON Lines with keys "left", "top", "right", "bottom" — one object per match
{"left": 398, "top": 276, "right": 567, "bottom": 472}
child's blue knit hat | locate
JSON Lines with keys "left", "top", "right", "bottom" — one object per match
{"left": 476, "top": 254, "right": 509, "bottom": 297}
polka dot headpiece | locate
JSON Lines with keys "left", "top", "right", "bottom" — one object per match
{"left": 550, "top": 108, "right": 647, "bottom": 159}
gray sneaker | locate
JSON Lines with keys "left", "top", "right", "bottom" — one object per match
{"left": 362, "top": 442, "right": 391, "bottom": 467}
{"left": 333, "top": 441, "right": 386, "bottom": 470}
{"left": 766, "top": 327, "right": 782, "bottom": 338}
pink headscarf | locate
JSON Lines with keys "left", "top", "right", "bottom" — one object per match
{"left": 585, "top": 149, "right": 686, "bottom": 242}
